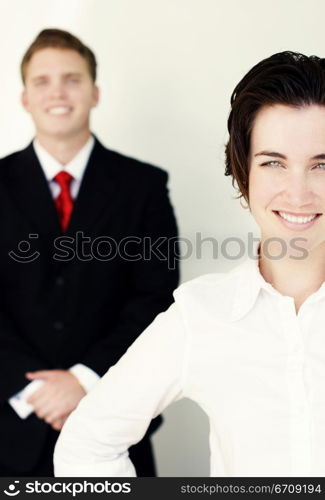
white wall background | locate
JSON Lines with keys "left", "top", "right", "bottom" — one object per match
{"left": 0, "top": 0, "right": 324, "bottom": 476}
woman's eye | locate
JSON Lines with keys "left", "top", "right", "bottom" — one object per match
{"left": 314, "top": 163, "right": 325, "bottom": 170}
{"left": 261, "top": 161, "right": 282, "bottom": 168}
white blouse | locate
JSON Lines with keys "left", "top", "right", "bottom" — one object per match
{"left": 54, "top": 256, "right": 325, "bottom": 477}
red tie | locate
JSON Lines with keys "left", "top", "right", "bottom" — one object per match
{"left": 54, "top": 171, "right": 74, "bottom": 231}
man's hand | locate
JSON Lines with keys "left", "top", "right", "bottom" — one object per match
{"left": 51, "top": 415, "right": 68, "bottom": 431}
{"left": 26, "top": 370, "right": 86, "bottom": 429}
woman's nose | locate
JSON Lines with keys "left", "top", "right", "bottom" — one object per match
{"left": 284, "top": 172, "right": 314, "bottom": 208}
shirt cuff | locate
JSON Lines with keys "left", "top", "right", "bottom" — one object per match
{"left": 69, "top": 364, "right": 100, "bottom": 393}
{"left": 8, "top": 379, "right": 45, "bottom": 419}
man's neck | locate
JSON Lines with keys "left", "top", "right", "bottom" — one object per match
{"left": 35, "top": 130, "right": 92, "bottom": 165}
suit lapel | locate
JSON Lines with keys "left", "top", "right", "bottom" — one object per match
{"left": 5, "top": 140, "right": 119, "bottom": 240}
{"left": 66, "top": 139, "right": 119, "bottom": 236}
{"left": 5, "top": 143, "right": 61, "bottom": 238}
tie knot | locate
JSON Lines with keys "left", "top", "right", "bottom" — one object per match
{"left": 54, "top": 171, "right": 74, "bottom": 189}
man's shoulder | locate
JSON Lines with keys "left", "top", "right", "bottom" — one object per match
{"left": 0, "top": 145, "right": 31, "bottom": 164}
{"left": 0, "top": 144, "right": 34, "bottom": 180}
{"left": 95, "top": 140, "right": 168, "bottom": 183}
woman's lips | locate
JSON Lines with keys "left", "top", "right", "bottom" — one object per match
{"left": 273, "top": 210, "right": 322, "bottom": 230}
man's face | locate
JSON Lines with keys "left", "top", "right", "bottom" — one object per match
{"left": 21, "top": 47, "right": 99, "bottom": 140}
{"left": 248, "top": 103, "right": 325, "bottom": 255}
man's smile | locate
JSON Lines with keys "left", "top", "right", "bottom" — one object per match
{"left": 47, "top": 106, "right": 72, "bottom": 115}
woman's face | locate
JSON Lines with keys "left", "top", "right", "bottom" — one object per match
{"left": 248, "top": 103, "right": 325, "bottom": 255}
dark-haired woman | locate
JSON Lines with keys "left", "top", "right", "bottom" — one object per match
{"left": 54, "top": 52, "right": 325, "bottom": 477}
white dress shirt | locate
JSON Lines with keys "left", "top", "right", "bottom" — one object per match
{"left": 54, "top": 254, "right": 325, "bottom": 477}
{"left": 33, "top": 135, "right": 95, "bottom": 199}
{"left": 8, "top": 136, "right": 99, "bottom": 419}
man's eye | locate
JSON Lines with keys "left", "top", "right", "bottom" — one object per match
{"left": 34, "top": 80, "right": 47, "bottom": 86}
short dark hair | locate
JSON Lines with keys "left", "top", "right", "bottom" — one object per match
{"left": 21, "top": 28, "right": 97, "bottom": 83}
{"left": 225, "top": 51, "right": 325, "bottom": 201}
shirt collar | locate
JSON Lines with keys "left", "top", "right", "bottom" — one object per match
{"left": 230, "top": 242, "right": 325, "bottom": 321}
{"left": 302, "top": 280, "right": 325, "bottom": 305}
{"left": 230, "top": 242, "right": 280, "bottom": 322}
{"left": 33, "top": 135, "right": 95, "bottom": 182}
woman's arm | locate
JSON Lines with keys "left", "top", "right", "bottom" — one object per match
{"left": 54, "top": 302, "right": 187, "bottom": 477}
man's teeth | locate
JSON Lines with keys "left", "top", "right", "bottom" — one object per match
{"left": 278, "top": 211, "right": 317, "bottom": 224}
{"left": 48, "top": 107, "right": 71, "bottom": 115}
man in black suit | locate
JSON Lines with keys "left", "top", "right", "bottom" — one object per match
{"left": 0, "top": 29, "right": 179, "bottom": 476}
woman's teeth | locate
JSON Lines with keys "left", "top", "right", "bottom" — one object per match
{"left": 278, "top": 211, "right": 317, "bottom": 224}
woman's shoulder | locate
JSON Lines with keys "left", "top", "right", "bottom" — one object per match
{"left": 173, "top": 260, "right": 251, "bottom": 319}
{"left": 175, "top": 260, "right": 250, "bottom": 294}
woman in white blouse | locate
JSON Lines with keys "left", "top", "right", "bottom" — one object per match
{"left": 54, "top": 51, "right": 325, "bottom": 477}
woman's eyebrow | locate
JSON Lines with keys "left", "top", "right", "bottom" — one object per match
{"left": 254, "top": 151, "right": 325, "bottom": 160}
{"left": 254, "top": 151, "right": 287, "bottom": 159}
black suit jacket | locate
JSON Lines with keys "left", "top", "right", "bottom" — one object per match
{"left": 0, "top": 138, "right": 179, "bottom": 472}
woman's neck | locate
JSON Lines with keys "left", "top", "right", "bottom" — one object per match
{"left": 259, "top": 241, "right": 325, "bottom": 313}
